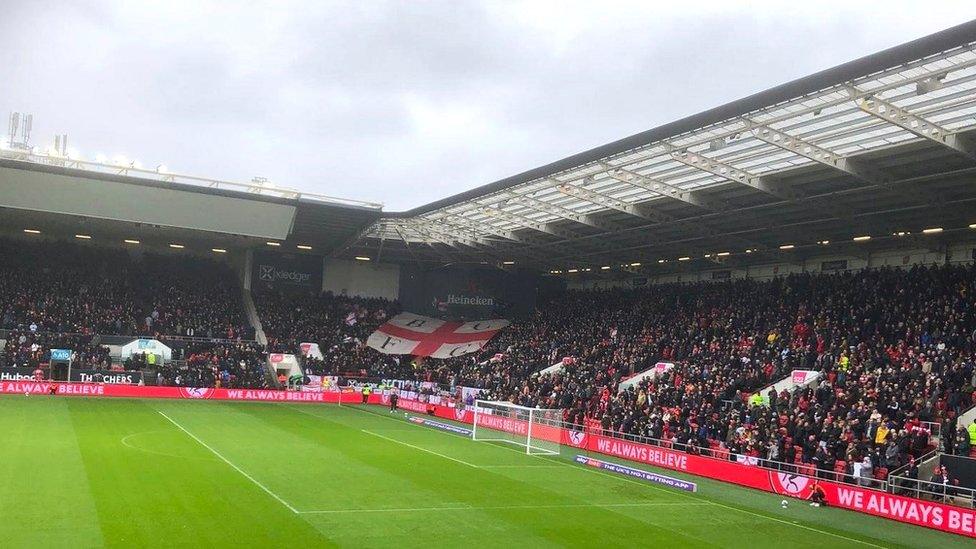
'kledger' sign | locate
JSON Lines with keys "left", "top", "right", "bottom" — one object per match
{"left": 252, "top": 251, "right": 322, "bottom": 291}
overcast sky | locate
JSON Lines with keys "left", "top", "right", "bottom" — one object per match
{"left": 2, "top": 2, "right": 975, "bottom": 210}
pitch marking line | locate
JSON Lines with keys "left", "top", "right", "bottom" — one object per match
{"left": 158, "top": 410, "right": 300, "bottom": 514}
{"left": 541, "top": 453, "right": 885, "bottom": 548}
{"left": 298, "top": 502, "right": 709, "bottom": 514}
{"left": 347, "top": 407, "right": 885, "bottom": 548}
{"left": 480, "top": 464, "right": 566, "bottom": 468}
{"left": 361, "top": 429, "right": 480, "bottom": 468}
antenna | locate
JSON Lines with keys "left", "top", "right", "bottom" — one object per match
{"left": 54, "top": 133, "right": 68, "bottom": 156}
{"left": 22, "top": 113, "right": 32, "bottom": 145}
{"left": 6, "top": 112, "right": 34, "bottom": 150}
{"left": 8, "top": 112, "right": 19, "bottom": 146}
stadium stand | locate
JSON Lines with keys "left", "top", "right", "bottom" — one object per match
{"left": 0, "top": 237, "right": 253, "bottom": 339}
{"left": 0, "top": 237, "right": 268, "bottom": 387}
{"left": 270, "top": 264, "right": 976, "bottom": 477}
{"left": 0, "top": 330, "right": 110, "bottom": 370}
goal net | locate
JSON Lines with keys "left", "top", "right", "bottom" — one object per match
{"left": 472, "top": 400, "right": 563, "bottom": 455}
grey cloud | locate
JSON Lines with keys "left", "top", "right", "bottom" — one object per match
{"left": 2, "top": 2, "right": 976, "bottom": 209}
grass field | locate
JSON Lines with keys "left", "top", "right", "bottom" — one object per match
{"left": 0, "top": 396, "right": 971, "bottom": 548}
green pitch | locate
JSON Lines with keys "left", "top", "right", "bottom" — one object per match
{"left": 0, "top": 396, "right": 969, "bottom": 548}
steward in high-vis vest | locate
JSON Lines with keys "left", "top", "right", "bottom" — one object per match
{"left": 968, "top": 420, "right": 976, "bottom": 446}
{"left": 361, "top": 385, "right": 372, "bottom": 405}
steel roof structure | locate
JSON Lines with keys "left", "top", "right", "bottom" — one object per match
{"left": 346, "top": 20, "right": 976, "bottom": 272}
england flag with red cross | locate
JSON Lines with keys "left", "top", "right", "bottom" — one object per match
{"left": 366, "top": 312, "right": 509, "bottom": 359}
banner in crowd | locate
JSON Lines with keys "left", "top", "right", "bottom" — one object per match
{"left": 301, "top": 375, "right": 340, "bottom": 392}
{"left": 252, "top": 250, "right": 323, "bottom": 291}
{"left": 299, "top": 342, "right": 323, "bottom": 360}
{"left": 366, "top": 312, "right": 509, "bottom": 358}
{"left": 69, "top": 370, "right": 144, "bottom": 385}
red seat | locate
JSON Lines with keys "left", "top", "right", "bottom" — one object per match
{"left": 833, "top": 460, "right": 847, "bottom": 481}
{"left": 874, "top": 467, "right": 888, "bottom": 481}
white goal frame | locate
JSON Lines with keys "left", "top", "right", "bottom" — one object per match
{"left": 471, "top": 400, "right": 562, "bottom": 455}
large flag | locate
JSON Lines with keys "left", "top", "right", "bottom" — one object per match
{"left": 366, "top": 312, "right": 509, "bottom": 359}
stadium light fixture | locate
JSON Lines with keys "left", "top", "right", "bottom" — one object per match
{"left": 266, "top": 241, "right": 281, "bottom": 247}
{"left": 124, "top": 239, "right": 140, "bottom": 244}
{"left": 297, "top": 245, "right": 313, "bottom": 250}
{"left": 211, "top": 248, "right": 227, "bottom": 254}
{"left": 23, "top": 229, "right": 41, "bottom": 234}
{"left": 779, "top": 244, "right": 795, "bottom": 250}
{"left": 716, "top": 251, "right": 730, "bottom": 257}
{"left": 970, "top": 224, "right": 976, "bottom": 229}
{"left": 75, "top": 234, "right": 91, "bottom": 240}
{"left": 678, "top": 256, "right": 691, "bottom": 261}
{"left": 169, "top": 244, "right": 185, "bottom": 249}
{"left": 853, "top": 235, "right": 871, "bottom": 242}
{"left": 600, "top": 266, "right": 610, "bottom": 270}
{"left": 658, "top": 259, "right": 666, "bottom": 263}
{"left": 354, "top": 256, "right": 371, "bottom": 261}
{"left": 922, "top": 227, "right": 943, "bottom": 234}
{"left": 629, "top": 262, "right": 641, "bottom": 267}
{"left": 567, "top": 269, "right": 578, "bottom": 273}
{"left": 745, "top": 249, "right": 754, "bottom": 254}
{"left": 893, "top": 231, "right": 909, "bottom": 237}
{"left": 502, "top": 260, "right": 515, "bottom": 265}
{"left": 818, "top": 240, "right": 830, "bottom": 245}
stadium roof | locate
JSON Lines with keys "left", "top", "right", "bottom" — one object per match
{"left": 345, "top": 19, "right": 976, "bottom": 272}
{"left": 0, "top": 157, "right": 383, "bottom": 255}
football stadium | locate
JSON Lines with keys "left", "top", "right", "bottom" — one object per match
{"left": 5, "top": 7, "right": 976, "bottom": 548}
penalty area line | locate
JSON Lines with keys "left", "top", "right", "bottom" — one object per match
{"left": 361, "top": 429, "right": 480, "bottom": 469}
{"left": 157, "top": 410, "right": 300, "bottom": 514}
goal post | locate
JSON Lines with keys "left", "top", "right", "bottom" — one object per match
{"left": 471, "top": 400, "right": 563, "bottom": 455}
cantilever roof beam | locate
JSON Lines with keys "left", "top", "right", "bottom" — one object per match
{"left": 856, "top": 91, "right": 976, "bottom": 161}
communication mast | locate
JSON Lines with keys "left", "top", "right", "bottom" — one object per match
{"left": 6, "top": 112, "right": 33, "bottom": 150}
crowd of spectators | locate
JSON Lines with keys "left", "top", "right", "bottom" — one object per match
{"left": 0, "top": 329, "right": 110, "bottom": 370}
{"left": 286, "top": 264, "right": 976, "bottom": 477}
{"left": 152, "top": 342, "right": 270, "bottom": 388}
{"left": 0, "top": 237, "right": 264, "bottom": 388}
{"left": 0, "top": 238, "right": 252, "bottom": 339}
{"left": 254, "top": 290, "right": 399, "bottom": 364}
{"left": 5, "top": 234, "right": 976, "bottom": 475}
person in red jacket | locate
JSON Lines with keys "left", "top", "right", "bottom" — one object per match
{"left": 809, "top": 481, "right": 827, "bottom": 507}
